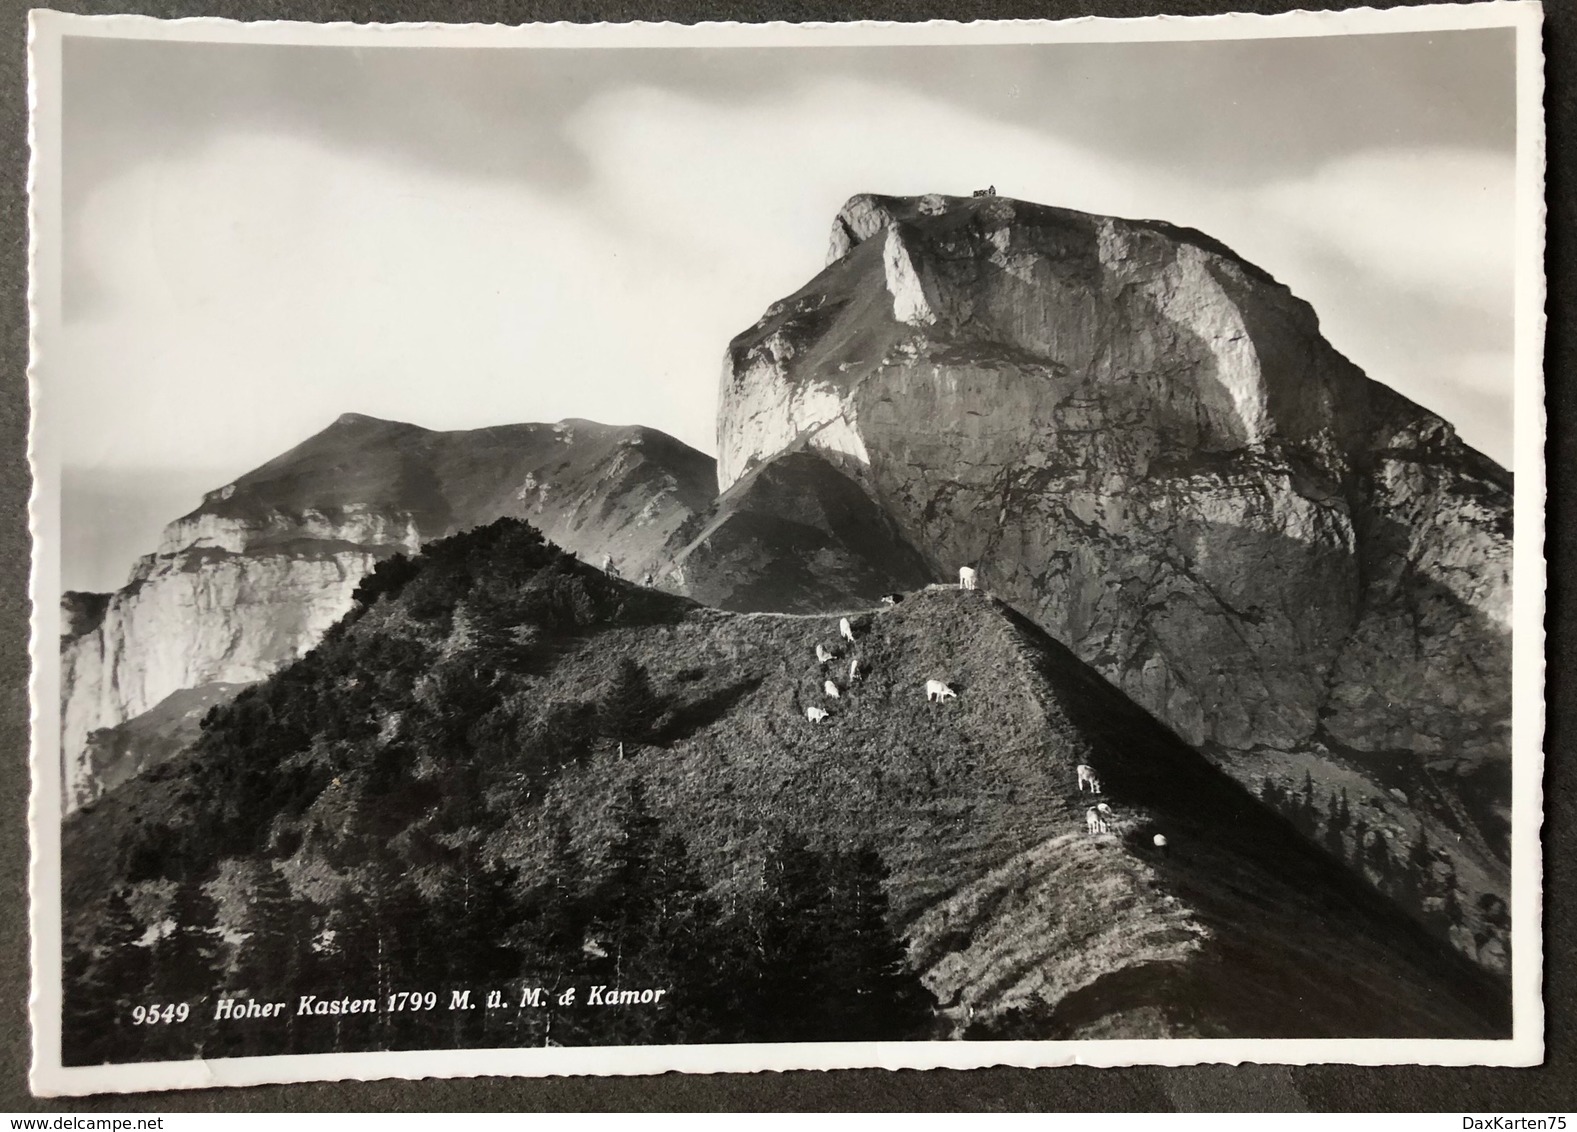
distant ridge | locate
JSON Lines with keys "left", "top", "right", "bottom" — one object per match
{"left": 61, "top": 414, "right": 718, "bottom": 811}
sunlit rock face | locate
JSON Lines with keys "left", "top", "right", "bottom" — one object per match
{"left": 717, "top": 192, "right": 1511, "bottom": 766}
{"left": 60, "top": 413, "right": 718, "bottom": 811}
{"left": 61, "top": 547, "right": 382, "bottom": 810}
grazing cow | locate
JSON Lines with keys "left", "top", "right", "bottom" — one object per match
{"left": 1086, "top": 807, "right": 1108, "bottom": 835}
{"left": 881, "top": 593, "right": 904, "bottom": 605}
{"left": 824, "top": 679, "right": 841, "bottom": 699}
{"left": 958, "top": 566, "right": 977, "bottom": 590}
{"left": 1076, "top": 764, "right": 1102, "bottom": 794}
{"left": 849, "top": 656, "right": 861, "bottom": 682}
{"left": 806, "top": 706, "right": 829, "bottom": 723}
{"left": 816, "top": 643, "right": 834, "bottom": 665}
{"left": 925, "top": 679, "right": 957, "bottom": 703}
{"left": 840, "top": 617, "right": 856, "bottom": 643}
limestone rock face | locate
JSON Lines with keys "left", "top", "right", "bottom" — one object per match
{"left": 720, "top": 192, "right": 1510, "bottom": 763}
{"left": 61, "top": 413, "right": 717, "bottom": 810}
{"left": 715, "top": 193, "right": 1513, "bottom": 964}
{"left": 62, "top": 547, "right": 385, "bottom": 809}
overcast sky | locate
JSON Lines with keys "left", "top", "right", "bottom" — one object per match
{"left": 54, "top": 28, "right": 1518, "bottom": 592}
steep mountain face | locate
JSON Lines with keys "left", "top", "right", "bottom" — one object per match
{"left": 715, "top": 192, "right": 1513, "bottom": 967}
{"left": 62, "top": 522, "right": 1505, "bottom": 1056}
{"left": 60, "top": 414, "right": 716, "bottom": 810}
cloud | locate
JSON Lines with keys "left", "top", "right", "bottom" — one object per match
{"left": 1249, "top": 147, "right": 1513, "bottom": 308}
{"left": 571, "top": 78, "right": 1515, "bottom": 461}
{"left": 53, "top": 60, "right": 1518, "bottom": 568}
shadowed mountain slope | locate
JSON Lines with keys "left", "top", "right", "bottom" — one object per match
{"left": 666, "top": 447, "right": 932, "bottom": 612}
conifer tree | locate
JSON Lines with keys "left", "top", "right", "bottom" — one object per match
{"left": 824, "top": 845, "right": 933, "bottom": 1040}
{"left": 1367, "top": 830, "right": 1394, "bottom": 891}
{"left": 1404, "top": 826, "right": 1435, "bottom": 908}
{"left": 1350, "top": 817, "right": 1370, "bottom": 873}
{"left": 152, "top": 876, "right": 223, "bottom": 1002}
{"left": 431, "top": 842, "right": 522, "bottom": 1047}
{"left": 237, "top": 862, "right": 314, "bottom": 990}
{"left": 64, "top": 887, "right": 150, "bottom": 1065}
{"left": 143, "top": 875, "right": 224, "bottom": 1059}
{"left": 600, "top": 659, "right": 662, "bottom": 752}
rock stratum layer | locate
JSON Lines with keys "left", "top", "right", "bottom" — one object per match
{"left": 61, "top": 414, "right": 716, "bottom": 810}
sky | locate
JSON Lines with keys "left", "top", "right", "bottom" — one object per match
{"left": 52, "top": 28, "right": 1519, "bottom": 592}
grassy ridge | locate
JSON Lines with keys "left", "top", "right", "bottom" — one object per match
{"left": 63, "top": 519, "right": 1507, "bottom": 1058}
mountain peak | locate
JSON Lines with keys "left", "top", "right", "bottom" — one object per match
{"left": 326, "top": 411, "right": 425, "bottom": 433}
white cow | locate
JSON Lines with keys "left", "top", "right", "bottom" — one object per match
{"left": 849, "top": 656, "right": 861, "bottom": 682}
{"left": 839, "top": 617, "right": 856, "bottom": 643}
{"left": 1076, "top": 764, "right": 1102, "bottom": 794}
{"left": 816, "top": 643, "right": 834, "bottom": 665}
{"left": 824, "top": 679, "right": 841, "bottom": 699}
{"left": 1153, "top": 833, "right": 1169, "bottom": 855}
{"left": 958, "top": 565, "right": 977, "bottom": 590}
{"left": 806, "top": 706, "right": 829, "bottom": 723}
{"left": 1086, "top": 807, "right": 1108, "bottom": 835}
{"left": 925, "top": 679, "right": 957, "bottom": 703}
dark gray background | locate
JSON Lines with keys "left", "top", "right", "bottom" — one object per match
{"left": 2, "top": 0, "right": 1569, "bottom": 1112}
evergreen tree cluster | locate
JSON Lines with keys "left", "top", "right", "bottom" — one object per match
{"left": 64, "top": 785, "right": 934, "bottom": 1063}
{"left": 63, "top": 519, "right": 935, "bottom": 1065}
{"left": 117, "top": 520, "right": 685, "bottom": 889}
{"left": 1257, "top": 774, "right": 1471, "bottom": 944}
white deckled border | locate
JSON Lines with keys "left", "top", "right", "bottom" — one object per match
{"left": 25, "top": 0, "right": 1549, "bottom": 1097}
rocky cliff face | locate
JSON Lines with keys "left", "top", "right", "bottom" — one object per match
{"left": 61, "top": 413, "right": 716, "bottom": 810}
{"left": 716, "top": 192, "right": 1513, "bottom": 966}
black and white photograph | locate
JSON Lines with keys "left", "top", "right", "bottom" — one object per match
{"left": 25, "top": 3, "right": 1547, "bottom": 1096}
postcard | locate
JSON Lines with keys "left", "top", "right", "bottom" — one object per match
{"left": 26, "top": 2, "right": 1547, "bottom": 1096}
